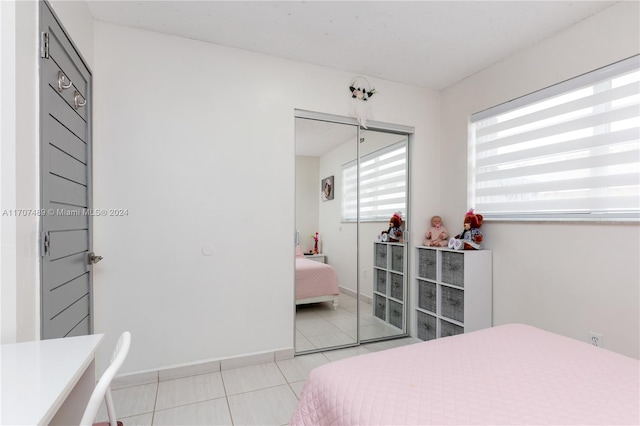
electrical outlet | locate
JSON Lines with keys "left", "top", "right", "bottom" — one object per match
{"left": 589, "top": 332, "right": 603, "bottom": 348}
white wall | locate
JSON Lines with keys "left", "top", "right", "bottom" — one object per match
{"left": 93, "top": 21, "right": 439, "bottom": 373}
{"left": 1, "top": 0, "right": 19, "bottom": 343}
{"left": 318, "top": 135, "right": 358, "bottom": 294}
{"left": 440, "top": 1, "right": 640, "bottom": 358}
{"left": 295, "top": 156, "right": 319, "bottom": 253}
{"left": 48, "top": 0, "right": 94, "bottom": 69}
{"left": 1, "top": 0, "right": 41, "bottom": 343}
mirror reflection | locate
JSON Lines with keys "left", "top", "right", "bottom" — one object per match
{"left": 358, "top": 129, "right": 409, "bottom": 341}
{"left": 295, "top": 117, "right": 359, "bottom": 353}
{"left": 295, "top": 116, "right": 410, "bottom": 354}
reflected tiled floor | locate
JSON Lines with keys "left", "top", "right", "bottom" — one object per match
{"left": 295, "top": 292, "right": 405, "bottom": 352}
{"left": 101, "top": 337, "right": 420, "bottom": 426}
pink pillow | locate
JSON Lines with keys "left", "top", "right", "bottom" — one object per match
{"left": 295, "top": 245, "right": 304, "bottom": 258}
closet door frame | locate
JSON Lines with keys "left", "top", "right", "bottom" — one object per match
{"left": 294, "top": 109, "right": 414, "bottom": 352}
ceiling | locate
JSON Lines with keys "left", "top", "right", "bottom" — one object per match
{"left": 296, "top": 118, "right": 358, "bottom": 157}
{"left": 87, "top": 1, "right": 618, "bottom": 91}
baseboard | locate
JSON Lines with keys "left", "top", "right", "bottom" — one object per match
{"left": 340, "top": 286, "right": 372, "bottom": 305}
{"left": 112, "top": 346, "right": 295, "bottom": 390}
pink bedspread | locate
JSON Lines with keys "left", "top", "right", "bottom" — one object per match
{"left": 291, "top": 324, "right": 640, "bottom": 425}
{"left": 295, "top": 257, "right": 340, "bottom": 301}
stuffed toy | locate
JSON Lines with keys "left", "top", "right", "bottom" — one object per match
{"left": 448, "top": 209, "right": 483, "bottom": 250}
{"left": 424, "top": 215, "right": 449, "bottom": 247}
{"left": 378, "top": 212, "right": 404, "bottom": 242}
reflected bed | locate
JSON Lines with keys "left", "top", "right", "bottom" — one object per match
{"left": 295, "top": 257, "right": 340, "bottom": 309}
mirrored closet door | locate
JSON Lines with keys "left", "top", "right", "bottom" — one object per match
{"left": 294, "top": 111, "right": 412, "bottom": 354}
{"left": 295, "top": 115, "right": 359, "bottom": 353}
{"left": 357, "top": 129, "right": 410, "bottom": 342}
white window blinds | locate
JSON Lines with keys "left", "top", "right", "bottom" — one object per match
{"left": 342, "top": 141, "right": 407, "bottom": 221}
{"left": 469, "top": 55, "right": 640, "bottom": 221}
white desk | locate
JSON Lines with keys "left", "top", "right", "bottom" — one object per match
{"left": 1, "top": 334, "right": 104, "bottom": 425}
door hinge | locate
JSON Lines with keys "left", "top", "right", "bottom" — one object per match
{"left": 40, "top": 231, "right": 51, "bottom": 257}
{"left": 40, "top": 32, "right": 50, "bottom": 59}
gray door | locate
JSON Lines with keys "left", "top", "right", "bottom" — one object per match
{"left": 40, "top": 1, "right": 94, "bottom": 339}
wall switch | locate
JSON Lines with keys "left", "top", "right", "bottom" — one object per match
{"left": 588, "top": 332, "right": 603, "bottom": 348}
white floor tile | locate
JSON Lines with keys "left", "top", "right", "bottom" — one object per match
{"left": 288, "top": 381, "right": 306, "bottom": 399}
{"left": 221, "top": 362, "right": 287, "bottom": 396}
{"left": 276, "top": 353, "right": 329, "bottom": 383}
{"left": 307, "top": 332, "right": 356, "bottom": 349}
{"left": 326, "top": 316, "right": 358, "bottom": 332}
{"left": 227, "top": 385, "right": 298, "bottom": 426}
{"left": 295, "top": 317, "right": 343, "bottom": 337}
{"left": 294, "top": 335, "right": 316, "bottom": 352}
{"left": 155, "top": 372, "right": 225, "bottom": 411}
{"left": 314, "top": 306, "right": 354, "bottom": 320}
{"left": 321, "top": 345, "right": 371, "bottom": 362}
{"left": 97, "top": 383, "right": 157, "bottom": 421}
{"left": 153, "top": 398, "right": 232, "bottom": 425}
{"left": 117, "top": 412, "right": 153, "bottom": 426}
{"left": 363, "top": 336, "right": 421, "bottom": 352}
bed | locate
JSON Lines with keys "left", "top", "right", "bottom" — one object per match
{"left": 295, "top": 255, "right": 340, "bottom": 309}
{"left": 291, "top": 324, "right": 639, "bottom": 425}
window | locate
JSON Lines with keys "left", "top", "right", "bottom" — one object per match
{"left": 342, "top": 141, "right": 407, "bottom": 222}
{"left": 469, "top": 55, "right": 640, "bottom": 221}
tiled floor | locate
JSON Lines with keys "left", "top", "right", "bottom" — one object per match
{"left": 295, "top": 292, "right": 405, "bottom": 352}
{"left": 101, "top": 337, "right": 420, "bottom": 426}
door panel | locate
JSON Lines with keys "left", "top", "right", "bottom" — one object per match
{"left": 43, "top": 253, "right": 89, "bottom": 290}
{"left": 48, "top": 174, "right": 87, "bottom": 207}
{"left": 49, "top": 146, "right": 87, "bottom": 185}
{"left": 43, "top": 273, "right": 89, "bottom": 320}
{"left": 47, "top": 115, "right": 87, "bottom": 163}
{"left": 48, "top": 230, "right": 89, "bottom": 260}
{"left": 44, "top": 87, "right": 86, "bottom": 139}
{"left": 44, "top": 294, "right": 90, "bottom": 339}
{"left": 47, "top": 209, "right": 89, "bottom": 232}
{"left": 40, "top": 1, "right": 93, "bottom": 339}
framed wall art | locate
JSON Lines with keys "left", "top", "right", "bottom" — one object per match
{"left": 321, "top": 176, "right": 334, "bottom": 201}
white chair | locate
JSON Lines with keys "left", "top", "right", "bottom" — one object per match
{"left": 80, "top": 331, "right": 132, "bottom": 426}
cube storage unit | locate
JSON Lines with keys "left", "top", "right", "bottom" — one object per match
{"left": 373, "top": 242, "right": 406, "bottom": 331}
{"left": 415, "top": 246, "right": 492, "bottom": 341}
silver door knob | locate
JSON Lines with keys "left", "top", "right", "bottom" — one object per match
{"left": 88, "top": 252, "right": 103, "bottom": 264}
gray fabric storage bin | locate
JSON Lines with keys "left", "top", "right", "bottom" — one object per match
{"left": 441, "top": 251, "right": 464, "bottom": 286}
{"left": 390, "top": 272, "right": 403, "bottom": 301}
{"left": 440, "top": 319, "right": 464, "bottom": 337}
{"left": 441, "top": 286, "right": 464, "bottom": 323}
{"left": 391, "top": 245, "right": 404, "bottom": 272}
{"left": 375, "top": 270, "right": 387, "bottom": 294}
{"left": 418, "top": 281, "right": 436, "bottom": 313}
{"left": 389, "top": 300, "right": 403, "bottom": 329}
{"left": 374, "top": 293, "right": 386, "bottom": 321}
{"left": 417, "top": 311, "right": 437, "bottom": 341}
{"left": 375, "top": 243, "right": 387, "bottom": 268}
{"left": 418, "top": 249, "right": 436, "bottom": 280}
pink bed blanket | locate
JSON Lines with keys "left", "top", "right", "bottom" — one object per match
{"left": 295, "top": 257, "right": 340, "bottom": 301}
{"left": 291, "top": 324, "right": 639, "bottom": 425}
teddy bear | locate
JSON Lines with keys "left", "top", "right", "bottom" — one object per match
{"left": 379, "top": 212, "right": 404, "bottom": 242}
{"left": 448, "top": 209, "right": 483, "bottom": 250}
{"left": 424, "top": 215, "right": 449, "bottom": 247}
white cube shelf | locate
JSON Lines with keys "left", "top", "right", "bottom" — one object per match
{"left": 414, "top": 246, "right": 492, "bottom": 341}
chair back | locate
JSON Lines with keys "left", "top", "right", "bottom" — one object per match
{"left": 80, "top": 332, "right": 132, "bottom": 426}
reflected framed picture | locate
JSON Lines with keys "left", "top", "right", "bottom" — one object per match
{"left": 321, "top": 176, "right": 334, "bottom": 201}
